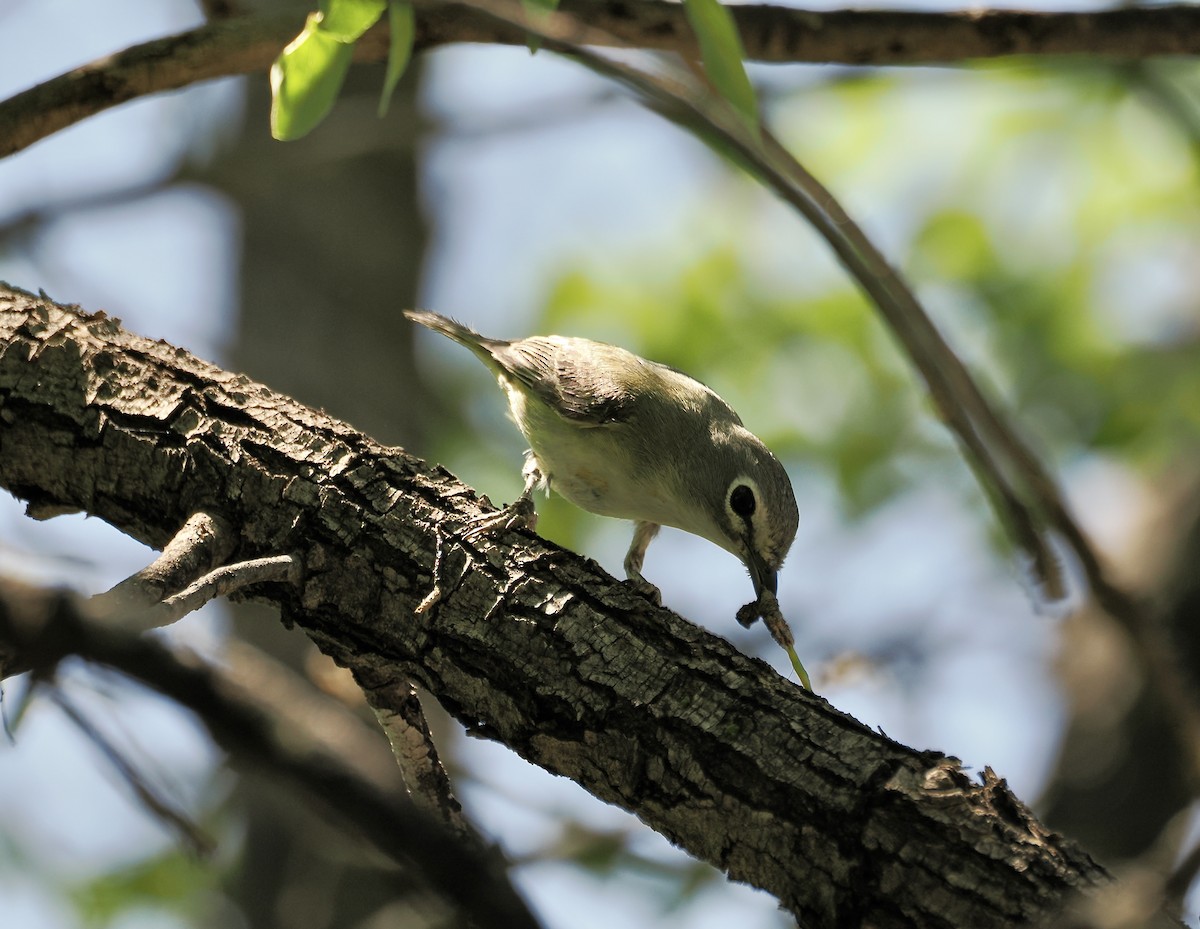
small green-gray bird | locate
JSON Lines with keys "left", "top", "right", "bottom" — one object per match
{"left": 405, "top": 309, "right": 804, "bottom": 681}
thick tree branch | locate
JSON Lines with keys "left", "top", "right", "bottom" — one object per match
{"left": 5, "top": 2, "right": 1200, "bottom": 159}
{"left": 0, "top": 286, "right": 1114, "bottom": 927}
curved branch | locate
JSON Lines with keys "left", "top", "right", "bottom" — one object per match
{"left": 0, "top": 11, "right": 302, "bottom": 160}
{"left": 5, "top": 2, "right": 1200, "bottom": 158}
{"left": 0, "top": 285, "right": 1112, "bottom": 928}
{"left": 464, "top": 0, "right": 1200, "bottom": 786}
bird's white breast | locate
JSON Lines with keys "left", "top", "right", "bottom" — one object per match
{"left": 500, "top": 375, "right": 687, "bottom": 527}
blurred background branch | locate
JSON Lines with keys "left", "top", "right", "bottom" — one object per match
{"left": 7, "top": 3, "right": 1200, "bottom": 157}
{"left": 0, "top": 577, "right": 542, "bottom": 929}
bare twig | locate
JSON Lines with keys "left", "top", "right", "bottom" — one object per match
{"left": 87, "top": 514, "right": 462, "bottom": 834}
{"left": 154, "top": 554, "right": 301, "bottom": 625}
{"left": 99, "top": 550, "right": 299, "bottom": 632}
{"left": 363, "top": 678, "right": 472, "bottom": 835}
{"left": 1, "top": 513, "right": 245, "bottom": 679}
{"left": 7, "top": 4, "right": 1200, "bottom": 159}
{"left": 91, "top": 510, "right": 236, "bottom": 625}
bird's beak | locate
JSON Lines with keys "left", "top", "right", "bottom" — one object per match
{"left": 746, "top": 551, "right": 777, "bottom": 600}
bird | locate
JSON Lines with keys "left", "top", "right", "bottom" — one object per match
{"left": 405, "top": 309, "right": 807, "bottom": 684}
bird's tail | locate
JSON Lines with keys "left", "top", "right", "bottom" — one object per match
{"left": 403, "top": 309, "right": 483, "bottom": 346}
{"left": 403, "top": 309, "right": 509, "bottom": 368}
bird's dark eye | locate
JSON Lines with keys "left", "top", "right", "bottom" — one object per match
{"left": 730, "top": 484, "right": 756, "bottom": 517}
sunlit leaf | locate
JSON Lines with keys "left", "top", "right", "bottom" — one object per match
{"left": 683, "top": 0, "right": 759, "bottom": 133}
{"left": 318, "top": 0, "right": 387, "bottom": 42}
{"left": 378, "top": 0, "right": 415, "bottom": 117}
{"left": 271, "top": 0, "right": 388, "bottom": 139}
{"left": 270, "top": 13, "right": 354, "bottom": 141}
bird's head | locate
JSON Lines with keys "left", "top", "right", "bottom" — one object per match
{"left": 694, "top": 427, "right": 798, "bottom": 600}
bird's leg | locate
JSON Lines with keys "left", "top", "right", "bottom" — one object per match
{"left": 623, "top": 521, "right": 662, "bottom": 605}
{"left": 461, "top": 459, "right": 543, "bottom": 541}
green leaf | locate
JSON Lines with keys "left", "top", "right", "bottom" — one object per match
{"left": 378, "top": 1, "right": 415, "bottom": 117}
{"left": 318, "top": 0, "right": 387, "bottom": 42}
{"left": 270, "top": 0, "right": 389, "bottom": 139}
{"left": 682, "top": 0, "right": 759, "bottom": 133}
{"left": 521, "top": 0, "right": 559, "bottom": 54}
{"left": 270, "top": 13, "right": 355, "bottom": 141}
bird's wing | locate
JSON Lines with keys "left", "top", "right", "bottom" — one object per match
{"left": 493, "top": 337, "right": 637, "bottom": 425}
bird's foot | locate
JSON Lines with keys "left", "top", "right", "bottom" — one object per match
{"left": 624, "top": 576, "right": 663, "bottom": 606}
{"left": 461, "top": 495, "right": 538, "bottom": 541}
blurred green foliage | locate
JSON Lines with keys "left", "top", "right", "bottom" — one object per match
{"left": 69, "top": 849, "right": 218, "bottom": 928}
{"left": 0, "top": 828, "right": 221, "bottom": 929}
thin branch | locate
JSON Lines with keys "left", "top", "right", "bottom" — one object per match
{"left": 223, "top": 639, "right": 471, "bottom": 839}
{"left": 0, "top": 579, "right": 543, "bottom": 929}
{"left": 0, "top": 11, "right": 298, "bottom": 160}
{"left": 91, "top": 510, "right": 236, "bottom": 625}
{"left": 7, "top": 3, "right": 1200, "bottom": 158}
{"left": 98, "top": 551, "right": 299, "bottom": 631}
{"left": 0, "top": 510, "right": 239, "bottom": 679}
{"left": 153, "top": 554, "right": 301, "bottom": 625}
{"left": 0, "top": 176, "right": 181, "bottom": 253}
{"left": 73, "top": 510, "right": 460, "bottom": 832}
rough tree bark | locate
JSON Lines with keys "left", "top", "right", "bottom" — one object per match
{"left": 0, "top": 285, "right": 1112, "bottom": 928}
